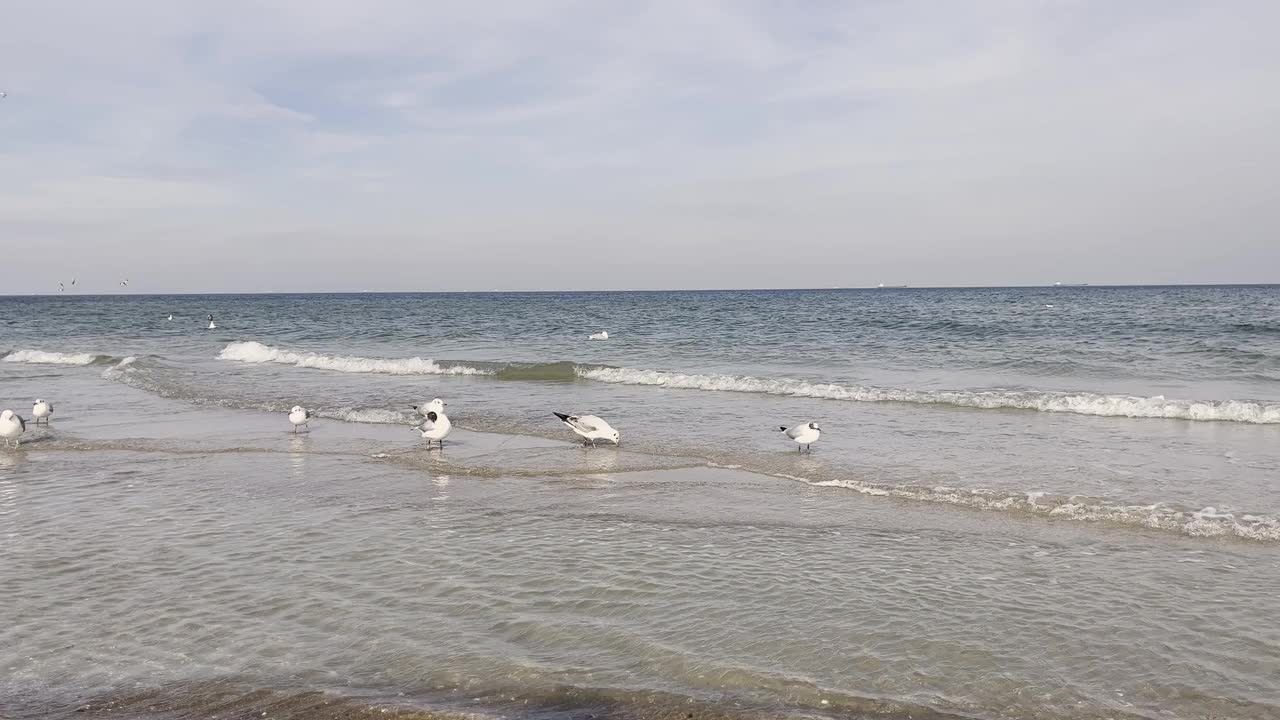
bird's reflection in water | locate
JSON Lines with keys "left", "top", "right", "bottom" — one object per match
{"left": 431, "top": 474, "right": 450, "bottom": 501}
{"left": 289, "top": 434, "right": 308, "bottom": 480}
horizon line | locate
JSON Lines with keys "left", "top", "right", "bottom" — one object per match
{"left": 4, "top": 282, "right": 1280, "bottom": 298}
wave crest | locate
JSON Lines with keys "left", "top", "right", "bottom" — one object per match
{"left": 578, "top": 367, "right": 1280, "bottom": 424}
{"left": 2, "top": 349, "right": 106, "bottom": 366}
{"left": 218, "top": 341, "right": 488, "bottom": 376}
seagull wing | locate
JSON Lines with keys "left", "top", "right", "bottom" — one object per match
{"left": 577, "top": 415, "right": 612, "bottom": 434}
{"left": 553, "top": 412, "right": 596, "bottom": 435}
{"left": 784, "top": 424, "right": 803, "bottom": 439}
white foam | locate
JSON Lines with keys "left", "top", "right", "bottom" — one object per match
{"left": 807, "top": 478, "right": 1280, "bottom": 541}
{"left": 99, "top": 356, "right": 138, "bottom": 380}
{"left": 218, "top": 341, "right": 489, "bottom": 376}
{"left": 577, "top": 367, "right": 1280, "bottom": 424}
{"left": 322, "top": 407, "right": 413, "bottom": 424}
{"left": 3, "top": 349, "right": 102, "bottom": 366}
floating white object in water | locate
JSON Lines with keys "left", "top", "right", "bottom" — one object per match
{"left": 0, "top": 410, "right": 25, "bottom": 448}
{"left": 207, "top": 314, "right": 216, "bottom": 329}
{"left": 411, "top": 398, "right": 445, "bottom": 417}
{"left": 168, "top": 314, "right": 173, "bottom": 320}
{"left": 780, "top": 421, "right": 821, "bottom": 452}
{"left": 32, "top": 399, "right": 53, "bottom": 425}
{"left": 412, "top": 410, "right": 452, "bottom": 447}
{"left": 553, "top": 412, "right": 620, "bottom": 447}
{"left": 288, "top": 405, "right": 311, "bottom": 432}
{"left": 589, "top": 330, "right": 609, "bottom": 340}
{"left": 1044, "top": 304, "right": 1055, "bottom": 309}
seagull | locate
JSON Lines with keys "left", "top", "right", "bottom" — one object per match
{"left": 411, "top": 397, "right": 445, "bottom": 417}
{"left": 0, "top": 410, "right": 26, "bottom": 448}
{"left": 120, "top": 279, "right": 129, "bottom": 287}
{"left": 0, "top": 92, "right": 6, "bottom": 99}
{"left": 553, "top": 412, "right": 620, "bottom": 447}
{"left": 32, "top": 399, "right": 53, "bottom": 425}
{"left": 168, "top": 314, "right": 173, "bottom": 320}
{"left": 779, "top": 422, "right": 821, "bottom": 452}
{"left": 589, "top": 330, "right": 609, "bottom": 340}
{"left": 58, "top": 282, "right": 64, "bottom": 292}
{"left": 71, "top": 278, "right": 76, "bottom": 286}
{"left": 411, "top": 410, "right": 452, "bottom": 447}
{"left": 207, "top": 314, "right": 216, "bottom": 330}
{"left": 288, "top": 406, "right": 311, "bottom": 433}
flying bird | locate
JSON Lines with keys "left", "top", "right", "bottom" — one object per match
{"left": 120, "top": 279, "right": 129, "bottom": 287}
{"left": 553, "top": 412, "right": 620, "bottom": 447}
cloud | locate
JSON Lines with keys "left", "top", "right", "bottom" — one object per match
{"left": 2, "top": 1, "right": 1279, "bottom": 291}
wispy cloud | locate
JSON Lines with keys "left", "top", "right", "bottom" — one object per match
{"left": 2, "top": 1, "right": 1279, "bottom": 291}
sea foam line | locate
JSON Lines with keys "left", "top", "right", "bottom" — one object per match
{"left": 2, "top": 349, "right": 105, "bottom": 366}
{"left": 802, "top": 477, "right": 1280, "bottom": 542}
{"left": 218, "top": 341, "right": 489, "bottom": 376}
{"left": 578, "top": 367, "right": 1280, "bottom": 424}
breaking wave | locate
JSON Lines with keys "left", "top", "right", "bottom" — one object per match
{"left": 218, "top": 341, "right": 489, "bottom": 376}
{"left": 2, "top": 349, "right": 111, "bottom": 366}
{"left": 578, "top": 367, "right": 1280, "bottom": 424}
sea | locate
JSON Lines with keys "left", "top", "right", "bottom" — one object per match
{"left": 2, "top": 285, "right": 1278, "bottom": 720}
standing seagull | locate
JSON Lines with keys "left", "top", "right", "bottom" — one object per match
{"left": 32, "top": 399, "right": 53, "bottom": 425}
{"left": 553, "top": 412, "right": 620, "bottom": 447}
{"left": 779, "top": 422, "right": 821, "bottom": 452}
{"left": 411, "top": 397, "right": 445, "bottom": 417}
{"left": 288, "top": 406, "right": 311, "bottom": 433}
{"left": 412, "top": 410, "right": 452, "bottom": 448}
{"left": 0, "top": 410, "right": 26, "bottom": 448}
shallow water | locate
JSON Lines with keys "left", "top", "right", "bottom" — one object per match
{"left": 2, "top": 287, "right": 1279, "bottom": 719}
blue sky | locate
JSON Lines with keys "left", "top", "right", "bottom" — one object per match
{"left": 2, "top": 1, "right": 1279, "bottom": 292}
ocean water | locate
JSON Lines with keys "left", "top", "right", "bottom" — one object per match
{"left": 2, "top": 286, "right": 1279, "bottom": 720}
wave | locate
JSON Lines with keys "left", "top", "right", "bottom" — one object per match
{"left": 2, "top": 349, "right": 111, "bottom": 366}
{"left": 218, "top": 341, "right": 489, "bottom": 376}
{"left": 796, "top": 477, "right": 1280, "bottom": 542}
{"left": 577, "top": 367, "right": 1280, "bottom": 424}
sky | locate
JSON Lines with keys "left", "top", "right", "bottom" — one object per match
{"left": 2, "top": 0, "right": 1279, "bottom": 293}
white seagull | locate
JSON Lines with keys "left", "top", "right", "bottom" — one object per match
{"left": 780, "top": 422, "right": 821, "bottom": 452}
{"left": 412, "top": 410, "right": 452, "bottom": 448}
{"left": 553, "top": 412, "right": 620, "bottom": 447}
{"left": 0, "top": 410, "right": 26, "bottom": 448}
{"left": 32, "top": 399, "right": 53, "bottom": 425}
{"left": 207, "top": 314, "right": 216, "bottom": 329}
{"left": 167, "top": 314, "right": 173, "bottom": 320}
{"left": 288, "top": 405, "right": 311, "bottom": 433}
{"left": 411, "top": 397, "right": 446, "bottom": 417}
{"left": 120, "top": 279, "right": 129, "bottom": 287}
{"left": 589, "top": 330, "right": 609, "bottom": 340}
